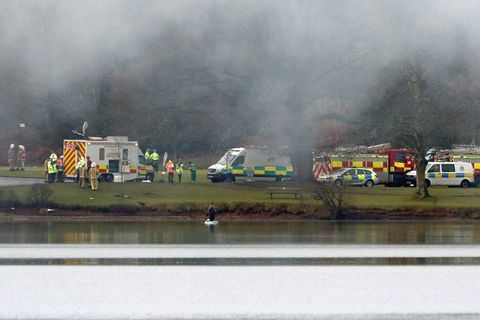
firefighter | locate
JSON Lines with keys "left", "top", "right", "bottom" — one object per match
{"left": 145, "top": 148, "right": 152, "bottom": 164}
{"left": 166, "top": 160, "right": 174, "bottom": 183}
{"left": 16, "top": 145, "right": 26, "bottom": 171}
{"left": 151, "top": 149, "right": 159, "bottom": 172}
{"left": 189, "top": 161, "right": 197, "bottom": 183}
{"left": 8, "top": 144, "right": 16, "bottom": 171}
{"left": 77, "top": 157, "right": 87, "bottom": 188}
{"left": 43, "top": 158, "right": 50, "bottom": 183}
{"left": 86, "top": 156, "right": 92, "bottom": 186}
{"left": 56, "top": 155, "right": 64, "bottom": 182}
{"left": 50, "top": 151, "right": 57, "bottom": 162}
{"left": 90, "top": 162, "right": 99, "bottom": 191}
{"left": 47, "top": 160, "right": 57, "bottom": 184}
{"left": 175, "top": 160, "right": 184, "bottom": 183}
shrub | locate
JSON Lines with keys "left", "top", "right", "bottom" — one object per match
{"left": 0, "top": 189, "right": 20, "bottom": 208}
{"left": 313, "top": 183, "right": 348, "bottom": 219}
{"left": 26, "top": 184, "right": 54, "bottom": 207}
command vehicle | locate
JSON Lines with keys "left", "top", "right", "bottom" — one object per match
{"left": 406, "top": 162, "right": 474, "bottom": 187}
{"left": 313, "top": 146, "right": 414, "bottom": 186}
{"left": 63, "top": 136, "right": 154, "bottom": 182}
{"left": 207, "top": 147, "right": 293, "bottom": 182}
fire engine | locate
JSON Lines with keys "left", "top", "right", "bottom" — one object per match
{"left": 313, "top": 144, "right": 415, "bottom": 186}
{"left": 63, "top": 136, "right": 154, "bottom": 182}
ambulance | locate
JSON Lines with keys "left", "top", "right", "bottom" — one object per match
{"left": 207, "top": 147, "right": 293, "bottom": 182}
{"left": 63, "top": 136, "right": 154, "bottom": 182}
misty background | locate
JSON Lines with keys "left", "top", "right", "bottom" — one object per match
{"left": 2, "top": 0, "right": 480, "bottom": 165}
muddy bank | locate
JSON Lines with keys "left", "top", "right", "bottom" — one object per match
{"left": 1, "top": 205, "right": 480, "bottom": 222}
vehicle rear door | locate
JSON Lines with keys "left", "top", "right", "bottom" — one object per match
{"left": 343, "top": 169, "right": 356, "bottom": 184}
{"left": 356, "top": 169, "right": 366, "bottom": 185}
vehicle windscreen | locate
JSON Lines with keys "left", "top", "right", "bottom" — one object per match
{"left": 217, "top": 151, "right": 239, "bottom": 165}
{"left": 332, "top": 168, "right": 348, "bottom": 175}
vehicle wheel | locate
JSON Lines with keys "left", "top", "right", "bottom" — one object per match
{"left": 334, "top": 179, "right": 343, "bottom": 187}
{"left": 106, "top": 174, "right": 114, "bottom": 183}
{"left": 461, "top": 179, "right": 470, "bottom": 188}
{"left": 424, "top": 179, "right": 431, "bottom": 188}
{"left": 365, "top": 180, "right": 374, "bottom": 187}
{"left": 225, "top": 174, "right": 236, "bottom": 183}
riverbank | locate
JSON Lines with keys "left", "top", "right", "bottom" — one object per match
{"left": 1, "top": 205, "right": 480, "bottom": 222}
{"left": 2, "top": 167, "right": 480, "bottom": 221}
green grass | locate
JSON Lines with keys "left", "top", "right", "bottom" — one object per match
{"left": 2, "top": 167, "right": 480, "bottom": 212}
{"left": 0, "top": 166, "right": 44, "bottom": 179}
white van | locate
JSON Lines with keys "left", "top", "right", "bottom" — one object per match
{"left": 207, "top": 147, "right": 293, "bottom": 182}
{"left": 406, "top": 162, "right": 474, "bottom": 187}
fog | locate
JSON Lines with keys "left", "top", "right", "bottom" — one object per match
{"left": 1, "top": 0, "right": 480, "bottom": 162}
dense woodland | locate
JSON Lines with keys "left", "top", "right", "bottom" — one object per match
{"left": 2, "top": 1, "right": 480, "bottom": 179}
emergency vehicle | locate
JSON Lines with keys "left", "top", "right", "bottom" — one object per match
{"left": 207, "top": 147, "right": 293, "bottom": 182}
{"left": 406, "top": 162, "right": 474, "bottom": 187}
{"left": 317, "top": 167, "right": 380, "bottom": 187}
{"left": 313, "top": 145, "right": 414, "bottom": 186}
{"left": 428, "top": 147, "right": 480, "bottom": 185}
{"left": 63, "top": 136, "right": 154, "bottom": 182}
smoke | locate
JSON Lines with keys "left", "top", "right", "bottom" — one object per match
{"left": 1, "top": 0, "right": 480, "bottom": 159}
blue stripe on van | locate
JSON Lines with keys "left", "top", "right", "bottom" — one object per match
{"left": 457, "top": 173, "right": 465, "bottom": 178}
{"left": 441, "top": 173, "right": 448, "bottom": 178}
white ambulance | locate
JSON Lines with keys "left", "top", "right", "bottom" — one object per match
{"left": 63, "top": 136, "right": 154, "bottom": 182}
{"left": 406, "top": 162, "right": 475, "bottom": 187}
{"left": 207, "top": 147, "right": 293, "bottom": 182}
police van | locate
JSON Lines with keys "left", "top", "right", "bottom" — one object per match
{"left": 406, "top": 162, "right": 475, "bottom": 187}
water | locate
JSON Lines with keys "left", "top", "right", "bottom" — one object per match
{"left": 0, "top": 220, "right": 479, "bottom": 245}
{"left": 1, "top": 220, "right": 480, "bottom": 318}
{"left": 1, "top": 220, "right": 480, "bottom": 265}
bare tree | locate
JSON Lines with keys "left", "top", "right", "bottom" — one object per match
{"left": 403, "top": 63, "right": 430, "bottom": 198}
{"left": 313, "top": 183, "right": 348, "bottom": 219}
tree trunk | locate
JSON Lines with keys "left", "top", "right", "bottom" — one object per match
{"left": 415, "top": 157, "right": 429, "bottom": 199}
{"left": 290, "top": 144, "right": 313, "bottom": 182}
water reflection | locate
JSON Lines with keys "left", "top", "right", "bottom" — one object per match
{"left": 1, "top": 221, "right": 480, "bottom": 245}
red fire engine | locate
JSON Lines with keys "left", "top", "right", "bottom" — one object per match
{"left": 313, "top": 145, "right": 415, "bottom": 186}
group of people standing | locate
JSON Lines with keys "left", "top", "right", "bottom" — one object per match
{"left": 7, "top": 144, "right": 26, "bottom": 171}
{"left": 75, "top": 155, "right": 99, "bottom": 190}
{"left": 144, "top": 148, "right": 197, "bottom": 183}
{"left": 144, "top": 149, "right": 160, "bottom": 172}
{"left": 165, "top": 159, "right": 197, "bottom": 183}
{"left": 44, "top": 151, "right": 64, "bottom": 184}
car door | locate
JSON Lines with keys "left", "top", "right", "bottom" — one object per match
{"left": 356, "top": 169, "right": 366, "bottom": 185}
{"left": 343, "top": 169, "right": 356, "bottom": 184}
{"left": 441, "top": 163, "right": 456, "bottom": 186}
{"left": 426, "top": 164, "right": 441, "bottom": 186}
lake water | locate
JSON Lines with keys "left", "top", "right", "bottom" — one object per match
{"left": 1, "top": 220, "right": 479, "bottom": 245}
{"left": 1, "top": 220, "right": 480, "bottom": 265}
{"left": 2, "top": 220, "right": 480, "bottom": 318}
